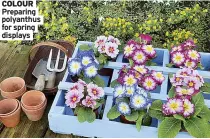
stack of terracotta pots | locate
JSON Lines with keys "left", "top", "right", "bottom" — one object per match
{"left": 0, "top": 77, "right": 47, "bottom": 127}
{"left": 21, "top": 90, "right": 47, "bottom": 121}
{"left": 0, "top": 77, "right": 26, "bottom": 99}
{"left": 0, "top": 99, "right": 21, "bottom": 127}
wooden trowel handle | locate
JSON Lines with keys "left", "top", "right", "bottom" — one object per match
{"left": 46, "top": 71, "right": 56, "bottom": 89}
{"left": 34, "top": 74, "right": 45, "bottom": 91}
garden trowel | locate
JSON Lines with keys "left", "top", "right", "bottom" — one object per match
{"left": 33, "top": 59, "right": 54, "bottom": 91}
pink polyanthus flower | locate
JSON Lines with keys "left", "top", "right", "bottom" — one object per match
{"left": 184, "top": 77, "right": 201, "bottom": 90}
{"left": 142, "top": 76, "right": 157, "bottom": 91}
{"left": 65, "top": 90, "right": 84, "bottom": 108}
{"left": 176, "top": 68, "right": 192, "bottom": 77}
{"left": 127, "top": 39, "right": 137, "bottom": 45}
{"left": 87, "top": 83, "right": 104, "bottom": 99}
{"left": 186, "top": 50, "right": 200, "bottom": 61}
{"left": 151, "top": 71, "right": 165, "bottom": 85}
{"left": 175, "top": 86, "right": 194, "bottom": 96}
{"left": 124, "top": 44, "right": 135, "bottom": 58}
{"left": 105, "top": 42, "right": 119, "bottom": 58}
{"left": 170, "top": 74, "right": 183, "bottom": 87}
{"left": 183, "top": 99, "right": 194, "bottom": 117}
{"left": 94, "top": 36, "right": 107, "bottom": 48}
{"left": 108, "top": 35, "right": 121, "bottom": 45}
{"left": 133, "top": 50, "right": 147, "bottom": 65}
{"left": 98, "top": 45, "right": 106, "bottom": 53}
{"left": 162, "top": 98, "right": 184, "bottom": 115}
{"left": 184, "top": 39, "right": 196, "bottom": 48}
{"left": 142, "top": 45, "right": 156, "bottom": 58}
{"left": 82, "top": 96, "right": 97, "bottom": 109}
{"left": 140, "top": 34, "right": 152, "bottom": 44}
{"left": 171, "top": 51, "right": 185, "bottom": 66}
{"left": 78, "top": 79, "right": 87, "bottom": 86}
{"left": 184, "top": 59, "right": 197, "bottom": 69}
{"left": 70, "top": 83, "right": 84, "bottom": 93}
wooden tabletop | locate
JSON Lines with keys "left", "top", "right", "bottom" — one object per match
{"left": 0, "top": 42, "right": 75, "bottom": 138}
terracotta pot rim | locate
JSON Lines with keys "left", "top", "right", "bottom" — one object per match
{"left": 21, "top": 90, "right": 46, "bottom": 109}
{"left": 0, "top": 77, "right": 26, "bottom": 93}
{"left": 0, "top": 99, "right": 20, "bottom": 117}
{"left": 1, "top": 86, "right": 26, "bottom": 98}
{"left": 22, "top": 99, "right": 47, "bottom": 110}
{"left": 21, "top": 99, "right": 47, "bottom": 112}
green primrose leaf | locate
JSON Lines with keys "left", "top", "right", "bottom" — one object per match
{"left": 149, "top": 109, "right": 165, "bottom": 121}
{"left": 79, "top": 44, "right": 91, "bottom": 51}
{"left": 173, "top": 114, "right": 186, "bottom": 122}
{"left": 77, "top": 107, "right": 86, "bottom": 123}
{"left": 158, "top": 117, "right": 181, "bottom": 138}
{"left": 166, "top": 63, "right": 174, "bottom": 68}
{"left": 184, "top": 117, "right": 208, "bottom": 138}
{"left": 92, "top": 75, "right": 105, "bottom": 87}
{"left": 136, "top": 110, "right": 146, "bottom": 132}
{"left": 85, "top": 108, "right": 96, "bottom": 123}
{"left": 110, "top": 79, "right": 120, "bottom": 88}
{"left": 197, "top": 105, "right": 210, "bottom": 121}
{"left": 192, "top": 93, "right": 205, "bottom": 116}
{"left": 168, "top": 86, "right": 176, "bottom": 98}
{"left": 107, "top": 105, "right": 121, "bottom": 120}
{"left": 125, "top": 111, "right": 139, "bottom": 121}
{"left": 150, "top": 100, "right": 163, "bottom": 111}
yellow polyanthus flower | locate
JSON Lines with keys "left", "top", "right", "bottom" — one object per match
{"left": 44, "top": 23, "right": 49, "bottom": 28}
{"left": 166, "top": 32, "right": 169, "bottom": 36}
{"left": 185, "top": 34, "right": 189, "bottom": 39}
{"left": 123, "top": 29, "right": 126, "bottom": 33}
{"left": 154, "top": 20, "right": 157, "bottom": 23}
{"left": 160, "top": 19, "right": 163, "bottom": 22}
{"left": 113, "top": 18, "right": 116, "bottom": 22}
{"left": 194, "top": 39, "right": 198, "bottom": 43}
{"left": 127, "top": 22, "right": 131, "bottom": 25}
{"left": 194, "top": 18, "right": 198, "bottom": 22}
{"left": 153, "top": 26, "right": 157, "bottom": 30}
{"left": 176, "top": 10, "right": 179, "bottom": 13}
{"left": 122, "top": 25, "right": 126, "bottom": 28}
{"left": 121, "top": 19, "right": 126, "bottom": 22}
{"left": 148, "top": 14, "right": 152, "bottom": 18}
{"left": 129, "top": 27, "right": 133, "bottom": 30}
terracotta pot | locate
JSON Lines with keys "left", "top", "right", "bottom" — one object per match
{"left": 0, "top": 99, "right": 18, "bottom": 116}
{"left": 0, "top": 77, "right": 26, "bottom": 99}
{"left": 120, "top": 115, "right": 136, "bottom": 124}
{"left": 0, "top": 99, "right": 21, "bottom": 127}
{"left": 21, "top": 99, "right": 47, "bottom": 121}
{"left": 21, "top": 90, "right": 46, "bottom": 110}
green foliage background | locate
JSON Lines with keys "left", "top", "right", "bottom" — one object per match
{"left": 15, "top": 1, "right": 210, "bottom": 52}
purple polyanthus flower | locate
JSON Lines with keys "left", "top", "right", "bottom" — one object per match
{"left": 182, "top": 99, "right": 194, "bottom": 117}
{"left": 142, "top": 76, "right": 157, "bottom": 91}
{"left": 162, "top": 98, "right": 184, "bottom": 115}
{"left": 140, "top": 34, "right": 152, "bottom": 44}
{"left": 84, "top": 63, "right": 98, "bottom": 78}
{"left": 171, "top": 51, "right": 185, "bottom": 67}
{"left": 65, "top": 90, "right": 84, "bottom": 108}
{"left": 68, "top": 58, "right": 82, "bottom": 76}
{"left": 142, "top": 45, "right": 156, "bottom": 58}
{"left": 117, "top": 102, "right": 131, "bottom": 115}
{"left": 130, "top": 94, "right": 147, "bottom": 110}
{"left": 133, "top": 50, "right": 147, "bottom": 65}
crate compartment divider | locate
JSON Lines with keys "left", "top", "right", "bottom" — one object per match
{"left": 48, "top": 41, "right": 210, "bottom": 138}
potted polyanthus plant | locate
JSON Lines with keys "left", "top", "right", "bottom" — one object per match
{"left": 107, "top": 85, "right": 152, "bottom": 131}
{"left": 94, "top": 35, "right": 121, "bottom": 68}
{"left": 65, "top": 79, "right": 105, "bottom": 123}
{"left": 123, "top": 34, "right": 157, "bottom": 66}
{"left": 167, "top": 39, "right": 203, "bottom": 69}
{"left": 68, "top": 44, "right": 105, "bottom": 87}
{"left": 149, "top": 68, "right": 210, "bottom": 138}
